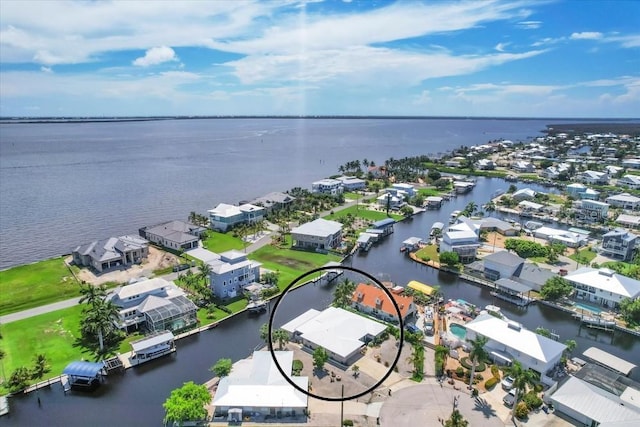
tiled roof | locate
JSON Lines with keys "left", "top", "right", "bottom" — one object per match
{"left": 352, "top": 283, "right": 413, "bottom": 319}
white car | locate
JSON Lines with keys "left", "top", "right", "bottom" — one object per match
{"left": 501, "top": 376, "right": 515, "bottom": 390}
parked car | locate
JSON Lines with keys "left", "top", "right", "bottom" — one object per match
{"left": 501, "top": 375, "right": 515, "bottom": 390}
{"left": 424, "top": 319, "right": 434, "bottom": 336}
{"left": 503, "top": 389, "right": 518, "bottom": 408}
{"left": 172, "top": 263, "right": 191, "bottom": 272}
{"left": 405, "top": 323, "right": 420, "bottom": 334}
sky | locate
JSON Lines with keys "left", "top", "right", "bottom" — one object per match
{"left": 1, "top": 0, "right": 639, "bottom": 118}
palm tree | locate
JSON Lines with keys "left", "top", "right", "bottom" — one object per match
{"left": 467, "top": 335, "right": 489, "bottom": 394}
{"left": 445, "top": 409, "right": 469, "bottom": 427}
{"left": 405, "top": 345, "right": 424, "bottom": 378}
{"left": 259, "top": 323, "right": 269, "bottom": 345}
{"left": 505, "top": 361, "right": 537, "bottom": 420}
{"left": 79, "top": 284, "right": 108, "bottom": 307}
{"left": 272, "top": 329, "right": 289, "bottom": 350}
{"left": 333, "top": 279, "right": 356, "bottom": 308}
{"left": 82, "top": 299, "right": 121, "bottom": 355}
{"left": 31, "top": 353, "right": 51, "bottom": 390}
{"left": 484, "top": 201, "right": 496, "bottom": 217}
{"left": 352, "top": 364, "right": 360, "bottom": 378}
{"left": 198, "top": 261, "right": 211, "bottom": 286}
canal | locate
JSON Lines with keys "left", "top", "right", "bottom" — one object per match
{"left": 3, "top": 177, "right": 639, "bottom": 426}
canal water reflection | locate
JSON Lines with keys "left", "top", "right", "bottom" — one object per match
{"left": 4, "top": 177, "right": 638, "bottom": 426}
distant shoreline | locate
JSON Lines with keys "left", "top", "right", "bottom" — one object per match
{"left": 1, "top": 115, "right": 639, "bottom": 125}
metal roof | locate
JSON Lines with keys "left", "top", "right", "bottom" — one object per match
{"left": 63, "top": 361, "right": 104, "bottom": 379}
{"left": 407, "top": 280, "right": 435, "bottom": 295}
{"left": 131, "top": 331, "right": 174, "bottom": 353}
{"left": 372, "top": 218, "right": 395, "bottom": 228}
{"left": 583, "top": 347, "right": 637, "bottom": 376}
{"left": 495, "top": 278, "right": 532, "bottom": 294}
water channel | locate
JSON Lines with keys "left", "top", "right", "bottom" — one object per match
{"left": 4, "top": 177, "right": 639, "bottom": 426}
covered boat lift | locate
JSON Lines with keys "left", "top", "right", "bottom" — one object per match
{"left": 491, "top": 278, "right": 533, "bottom": 307}
{"left": 62, "top": 361, "right": 105, "bottom": 391}
{"left": 582, "top": 347, "right": 637, "bottom": 376}
{"left": 129, "top": 331, "right": 176, "bottom": 366}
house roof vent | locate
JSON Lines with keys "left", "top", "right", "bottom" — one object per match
{"left": 599, "top": 268, "right": 614, "bottom": 277}
{"left": 507, "top": 321, "right": 521, "bottom": 331}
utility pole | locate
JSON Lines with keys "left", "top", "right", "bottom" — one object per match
{"left": 340, "top": 384, "right": 344, "bottom": 426}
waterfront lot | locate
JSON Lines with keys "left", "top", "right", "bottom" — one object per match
{"left": 324, "top": 205, "right": 403, "bottom": 222}
{"left": 201, "top": 231, "right": 245, "bottom": 253}
{"left": 0, "top": 257, "right": 80, "bottom": 316}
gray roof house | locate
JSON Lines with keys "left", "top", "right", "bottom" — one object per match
{"left": 617, "top": 175, "right": 640, "bottom": 190}
{"left": 606, "top": 193, "right": 640, "bottom": 210}
{"left": 139, "top": 220, "right": 206, "bottom": 251}
{"left": 106, "top": 278, "right": 197, "bottom": 333}
{"left": 248, "top": 191, "right": 296, "bottom": 213}
{"left": 208, "top": 250, "right": 262, "bottom": 299}
{"left": 291, "top": 218, "right": 342, "bottom": 252}
{"left": 482, "top": 251, "right": 524, "bottom": 281}
{"left": 600, "top": 228, "right": 639, "bottom": 261}
{"left": 73, "top": 235, "right": 149, "bottom": 273}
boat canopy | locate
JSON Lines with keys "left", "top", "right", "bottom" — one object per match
{"left": 407, "top": 280, "right": 435, "bottom": 295}
{"left": 63, "top": 361, "right": 104, "bottom": 379}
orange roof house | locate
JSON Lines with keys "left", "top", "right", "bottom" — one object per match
{"left": 351, "top": 283, "right": 416, "bottom": 323}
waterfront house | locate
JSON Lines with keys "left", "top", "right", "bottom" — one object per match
{"left": 107, "top": 278, "right": 197, "bottom": 333}
{"left": 579, "top": 188, "right": 600, "bottom": 200}
{"left": 139, "top": 220, "right": 205, "bottom": 251}
{"left": 577, "top": 170, "right": 609, "bottom": 185}
{"left": 72, "top": 235, "right": 149, "bottom": 273}
{"left": 464, "top": 314, "right": 566, "bottom": 384}
{"left": 512, "top": 161, "right": 535, "bottom": 173}
{"left": 533, "top": 226, "right": 588, "bottom": 248}
{"left": 335, "top": 175, "right": 366, "bottom": 191}
{"left": 617, "top": 214, "right": 640, "bottom": 229}
{"left": 600, "top": 228, "right": 639, "bottom": 261}
{"left": 311, "top": 178, "right": 343, "bottom": 196}
{"left": 212, "top": 351, "right": 308, "bottom": 421}
{"left": 573, "top": 200, "right": 609, "bottom": 223}
{"left": 605, "top": 165, "right": 624, "bottom": 177}
{"left": 512, "top": 188, "right": 537, "bottom": 201}
{"left": 282, "top": 306, "right": 386, "bottom": 365}
{"left": 566, "top": 183, "right": 587, "bottom": 197}
{"left": 425, "top": 196, "right": 443, "bottom": 209}
{"left": 440, "top": 228, "right": 480, "bottom": 264}
{"left": 606, "top": 193, "right": 640, "bottom": 210}
{"left": 208, "top": 250, "right": 261, "bottom": 299}
{"left": 351, "top": 283, "right": 416, "bottom": 324}
{"left": 518, "top": 200, "right": 544, "bottom": 213}
{"left": 208, "top": 203, "right": 265, "bottom": 232}
{"left": 391, "top": 183, "right": 416, "bottom": 198}
{"left": 622, "top": 158, "right": 640, "bottom": 169}
{"left": 377, "top": 192, "right": 404, "bottom": 210}
{"left": 248, "top": 191, "right": 296, "bottom": 213}
{"left": 291, "top": 218, "right": 342, "bottom": 252}
{"left": 482, "top": 251, "right": 525, "bottom": 281}
{"left": 617, "top": 174, "right": 640, "bottom": 190}
{"left": 565, "top": 267, "right": 640, "bottom": 309}
{"left": 475, "top": 159, "right": 496, "bottom": 170}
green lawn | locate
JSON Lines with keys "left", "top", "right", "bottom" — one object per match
{"left": 324, "top": 205, "right": 402, "bottom": 222}
{"left": 415, "top": 245, "right": 439, "bottom": 262}
{"left": 569, "top": 248, "right": 597, "bottom": 263}
{"left": 250, "top": 244, "right": 341, "bottom": 291}
{"left": 418, "top": 188, "right": 445, "bottom": 197}
{"left": 202, "top": 231, "right": 245, "bottom": 253}
{"left": 0, "top": 305, "right": 86, "bottom": 387}
{"left": 0, "top": 257, "right": 81, "bottom": 316}
{"left": 343, "top": 192, "right": 363, "bottom": 200}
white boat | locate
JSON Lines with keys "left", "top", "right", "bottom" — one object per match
{"left": 247, "top": 300, "right": 268, "bottom": 313}
{"left": 449, "top": 210, "right": 461, "bottom": 224}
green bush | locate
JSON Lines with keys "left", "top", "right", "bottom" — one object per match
{"left": 292, "top": 359, "right": 303, "bottom": 375}
{"left": 485, "top": 377, "right": 499, "bottom": 389}
{"left": 534, "top": 383, "right": 544, "bottom": 393}
{"left": 460, "top": 357, "right": 486, "bottom": 372}
{"left": 343, "top": 420, "right": 354, "bottom": 426}
{"left": 515, "top": 402, "right": 529, "bottom": 419}
{"left": 491, "top": 365, "right": 500, "bottom": 379}
{"left": 455, "top": 366, "right": 465, "bottom": 378}
{"left": 523, "top": 392, "right": 543, "bottom": 410}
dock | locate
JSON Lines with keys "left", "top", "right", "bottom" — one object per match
{"left": 0, "top": 395, "right": 8, "bottom": 417}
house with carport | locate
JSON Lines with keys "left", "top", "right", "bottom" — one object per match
{"left": 212, "top": 351, "right": 308, "bottom": 422}
{"left": 464, "top": 314, "right": 566, "bottom": 384}
{"left": 351, "top": 283, "right": 416, "bottom": 324}
{"left": 564, "top": 267, "right": 640, "bottom": 309}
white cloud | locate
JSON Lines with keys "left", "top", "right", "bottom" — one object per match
{"left": 570, "top": 32, "right": 603, "bottom": 40}
{"left": 413, "top": 90, "right": 431, "bottom": 105}
{"left": 40, "top": 66, "right": 52, "bottom": 73}
{"left": 495, "top": 42, "right": 510, "bottom": 52}
{"left": 605, "top": 34, "right": 640, "bottom": 48}
{"left": 133, "top": 46, "right": 178, "bottom": 67}
{"left": 516, "top": 20, "right": 541, "bottom": 29}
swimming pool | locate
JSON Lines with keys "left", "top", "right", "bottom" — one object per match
{"left": 574, "top": 302, "right": 603, "bottom": 314}
{"left": 449, "top": 323, "right": 467, "bottom": 340}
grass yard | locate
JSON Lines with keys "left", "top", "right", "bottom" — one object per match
{"left": 324, "top": 205, "right": 402, "bottom": 222}
{"left": 202, "top": 231, "right": 245, "bottom": 253}
{"left": 415, "top": 245, "right": 439, "bottom": 262}
{"left": 250, "top": 244, "right": 341, "bottom": 291}
{"left": 0, "top": 257, "right": 81, "bottom": 316}
{"left": 343, "top": 192, "right": 364, "bottom": 200}
{"left": 0, "top": 305, "right": 86, "bottom": 387}
{"left": 417, "top": 188, "right": 444, "bottom": 197}
{"left": 569, "top": 248, "right": 597, "bottom": 263}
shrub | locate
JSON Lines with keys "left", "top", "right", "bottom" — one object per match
{"left": 515, "top": 402, "right": 529, "bottom": 419}
{"left": 491, "top": 365, "right": 500, "bottom": 379}
{"left": 384, "top": 361, "right": 390, "bottom": 367}
{"left": 485, "top": 377, "right": 499, "bottom": 389}
{"left": 455, "top": 367, "right": 465, "bottom": 378}
{"left": 523, "top": 392, "right": 543, "bottom": 410}
{"left": 472, "top": 388, "right": 479, "bottom": 397}
{"left": 292, "top": 360, "right": 303, "bottom": 375}
{"left": 534, "top": 383, "right": 544, "bottom": 393}
{"left": 343, "top": 420, "right": 354, "bottom": 426}
{"left": 460, "top": 357, "right": 486, "bottom": 372}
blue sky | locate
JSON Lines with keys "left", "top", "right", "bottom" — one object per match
{"left": 1, "top": 0, "right": 639, "bottom": 118}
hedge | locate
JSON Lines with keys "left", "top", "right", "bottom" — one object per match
{"left": 485, "top": 377, "right": 499, "bottom": 389}
{"left": 523, "top": 392, "right": 543, "bottom": 410}
{"left": 491, "top": 365, "right": 500, "bottom": 379}
{"left": 460, "top": 356, "right": 487, "bottom": 372}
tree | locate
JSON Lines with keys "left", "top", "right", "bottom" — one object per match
{"left": 81, "top": 298, "right": 123, "bottom": 356}
{"left": 507, "top": 184, "right": 517, "bottom": 194}
{"left": 439, "top": 251, "right": 460, "bottom": 268}
{"left": 210, "top": 358, "right": 232, "bottom": 378}
{"left": 261, "top": 271, "right": 279, "bottom": 286}
{"left": 406, "top": 344, "right": 425, "bottom": 380}
{"left": 79, "top": 283, "right": 108, "bottom": 307}
{"left": 467, "top": 335, "right": 489, "bottom": 394}
{"left": 163, "top": 381, "right": 211, "bottom": 427}
{"left": 434, "top": 178, "right": 450, "bottom": 190}
{"left": 352, "top": 364, "right": 360, "bottom": 378}
{"left": 312, "top": 347, "right": 328, "bottom": 372}
{"left": 484, "top": 201, "right": 496, "bottom": 217}
{"left": 620, "top": 297, "right": 640, "bottom": 325}
{"left": 428, "top": 169, "right": 441, "bottom": 181}
{"left": 259, "top": 323, "right": 270, "bottom": 344}
{"left": 445, "top": 409, "right": 469, "bottom": 427}
{"left": 198, "top": 261, "right": 211, "bottom": 286}
{"left": 31, "top": 353, "right": 51, "bottom": 385}
{"left": 272, "top": 329, "right": 289, "bottom": 350}
{"left": 540, "top": 276, "right": 573, "bottom": 301}
{"left": 505, "top": 361, "right": 537, "bottom": 421}
{"left": 333, "top": 279, "right": 356, "bottom": 308}
{"left": 7, "top": 366, "right": 31, "bottom": 393}
{"left": 400, "top": 205, "right": 414, "bottom": 217}
{"left": 462, "top": 202, "right": 477, "bottom": 217}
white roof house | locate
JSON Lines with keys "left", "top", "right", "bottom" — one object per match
{"left": 565, "top": 267, "right": 640, "bottom": 307}
{"left": 513, "top": 188, "right": 537, "bottom": 200}
{"left": 518, "top": 200, "right": 544, "bottom": 211}
{"left": 291, "top": 218, "right": 342, "bottom": 238}
{"left": 607, "top": 193, "right": 640, "bottom": 209}
{"left": 550, "top": 377, "right": 640, "bottom": 426}
{"left": 282, "top": 307, "right": 386, "bottom": 364}
{"left": 212, "top": 351, "right": 308, "bottom": 415}
{"left": 465, "top": 313, "right": 566, "bottom": 381}
{"left": 533, "top": 226, "right": 588, "bottom": 248}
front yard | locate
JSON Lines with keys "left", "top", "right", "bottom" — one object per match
{"left": 415, "top": 244, "right": 440, "bottom": 263}
{"left": 201, "top": 231, "right": 245, "bottom": 253}
{"left": 324, "top": 204, "right": 403, "bottom": 222}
